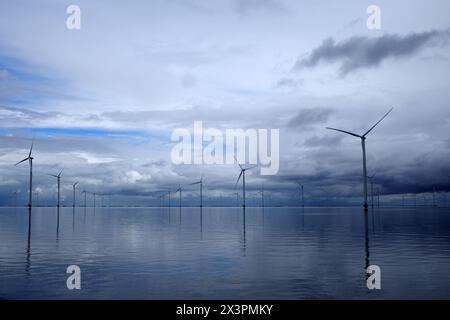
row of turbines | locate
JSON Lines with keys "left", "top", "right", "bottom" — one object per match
{"left": 14, "top": 144, "right": 110, "bottom": 209}
{"left": 14, "top": 107, "right": 445, "bottom": 211}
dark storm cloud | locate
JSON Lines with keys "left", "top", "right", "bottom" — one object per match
{"left": 294, "top": 29, "right": 450, "bottom": 76}
{"left": 288, "top": 107, "right": 333, "bottom": 129}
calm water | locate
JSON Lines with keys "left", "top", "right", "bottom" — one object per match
{"left": 1, "top": 206, "right": 449, "bottom": 299}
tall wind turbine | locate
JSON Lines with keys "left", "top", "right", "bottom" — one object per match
{"left": 49, "top": 169, "right": 64, "bottom": 208}
{"left": 327, "top": 107, "right": 393, "bottom": 211}
{"left": 190, "top": 178, "right": 203, "bottom": 208}
{"left": 72, "top": 182, "right": 79, "bottom": 208}
{"left": 15, "top": 140, "right": 34, "bottom": 208}
{"left": 235, "top": 159, "right": 257, "bottom": 208}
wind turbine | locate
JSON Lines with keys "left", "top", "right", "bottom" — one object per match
{"left": 297, "top": 182, "right": 304, "bottom": 207}
{"left": 48, "top": 169, "right": 64, "bottom": 208}
{"left": 327, "top": 107, "right": 393, "bottom": 211}
{"left": 72, "top": 182, "right": 79, "bottom": 208}
{"left": 257, "top": 184, "right": 265, "bottom": 208}
{"left": 175, "top": 185, "right": 182, "bottom": 208}
{"left": 235, "top": 158, "right": 257, "bottom": 208}
{"left": 15, "top": 140, "right": 34, "bottom": 208}
{"left": 190, "top": 178, "right": 203, "bottom": 208}
{"left": 12, "top": 191, "right": 18, "bottom": 207}
{"left": 82, "top": 190, "right": 87, "bottom": 207}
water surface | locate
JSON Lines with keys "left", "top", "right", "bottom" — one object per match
{"left": 1, "top": 206, "right": 449, "bottom": 299}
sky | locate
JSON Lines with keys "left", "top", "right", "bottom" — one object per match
{"left": 1, "top": 0, "right": 450, "bottom": 206}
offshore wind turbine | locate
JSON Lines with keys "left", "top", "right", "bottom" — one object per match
{"left": 15, "top": 140, "right": 34, "bottom": 208}
{"left": 82, "top": 190, "right": 87, "bottom": 207}
{"left": 175, "top": 185, "right": 182, "bottom": 208}
{"left": 190, "top": 178, "right": 203, "bottom": 208}
{"left": 297, "top": 182, "right": 304, "bottom": 207}
{"left": 327, "top": 107, "right": 393, "bottom": 211}
{"left": 12, "top": 191, "right": 18, "bottom": 207}
{"left": 72, "top": 182, "right": 79, "bottom": 208}
{"left": 48, "top": 169, "right": 63, "bottom": 208}
{"left": 235, "top": 159, "right": 257, "bottom": 208}
{"left": 257, "top": 184, "right": 265, "bottom": 208}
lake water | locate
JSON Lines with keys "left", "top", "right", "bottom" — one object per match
{"left": 1, "top": 206, "right": 449, "bottom": 299}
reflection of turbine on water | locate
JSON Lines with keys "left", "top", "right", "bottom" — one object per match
{"left": 364, "top": 212, "right": 370, "bottom": 281}
{"left": 241, "top": 207, "right": 246, "bottom": 253}
{"left": 25, "top": 207, "right": 32, "bottom": 275}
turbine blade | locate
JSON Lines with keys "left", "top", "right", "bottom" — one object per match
{"left": 363, "top": 107, "right": 394, "bottom": 137}
{"left": 15, "top": 157, "right": 29, "bottom": 166}
{"left": 235, "top": 170, "right": 243, "bottom": 186}
{"left": 234, "top": 156, "right": 243, "bottom": 170}
{"left": 243, "top": 165, "right": 258, "bottom": 171}
{"left": 58, "top": 168, "right": 64, "bottom": 177}
{"left": 28, "top": 139, "right": 34, "bottom": 158}
{"left": 326, "top": 127, "right": 361, "bottom": 138}
{"left": 48, "top": 174, "right": 58, "bottom": 177}
{"left": 190, "top": 181, "right": 200, "bottom": 185}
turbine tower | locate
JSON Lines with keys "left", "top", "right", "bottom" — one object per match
{"left": 235, "top": 158, "right": 257, "bottom": 208}
{"left": 175, "top": 185, "right": 182, "bottom": 208}
{"left": 297, "top": 182, "right": 304, "bottom": 207}
{"left": 15, "top": 140, "right": 34, "bottom": 208}
{"left": 190, "top": 178, "right": 203, "bottom": 208}
{"left": 327, "top": 108, "right": 393, "bottom": 211}
{"left": 72, "top": 182, "right": 79, "bottom": 208}
{"left": 82, "top": 190, "right": 87, "bottom": 207}
{"left": 258, "top": 184, "right": 265, "bottom": 208}
{"left": 48, "top": 169, "right": 63, "bottom": 208}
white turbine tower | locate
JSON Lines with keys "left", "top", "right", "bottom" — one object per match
{"left": 15, "top": 140, "right": 34, "bottom": 208}
{"left": 235, "top": 159, "right": 257, "bottom": 208}
{"left": 190, "top": 178, "right": 203, "bottom": 208}
{"left": 49, "top": 169, "right": 63, "bottom": 208}
{"left": 327, "top": 108, "right": 393, "bottom": 211}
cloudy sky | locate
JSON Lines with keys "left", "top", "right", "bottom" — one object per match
{"left": 1, "top": 0, "right": 449, "bottom": 206}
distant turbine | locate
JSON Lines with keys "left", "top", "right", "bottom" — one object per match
{"left": 190, "top": 178, "right": 203, "bottom": 208}
{"left": 235, "top": 158, "right": 257, "bottom": 208}
{"left": 15, "top": 140, "right": 34, "bottom": 208}
{"left": 175, "top": 185, "right": 182, "bottom": 208}
{"left": 48, "top": 169, "right": 64, "bottom": 208}
{"left": 12, "top": 191, "right": 18, "bottom": 207}
{"left": 82, "top": 190, "right": 87, "bottom": 207}
{"left": 327, "top": 107, "right": 393, "bottom": 211}
{"left": 257, "top": 184, "right": 265, "bottom": 208}
{"left": 72, "top": 182, "right": 79, "bottom": 208}
{"left": 297, "top": 182, "right": 304, "bottom": 207}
